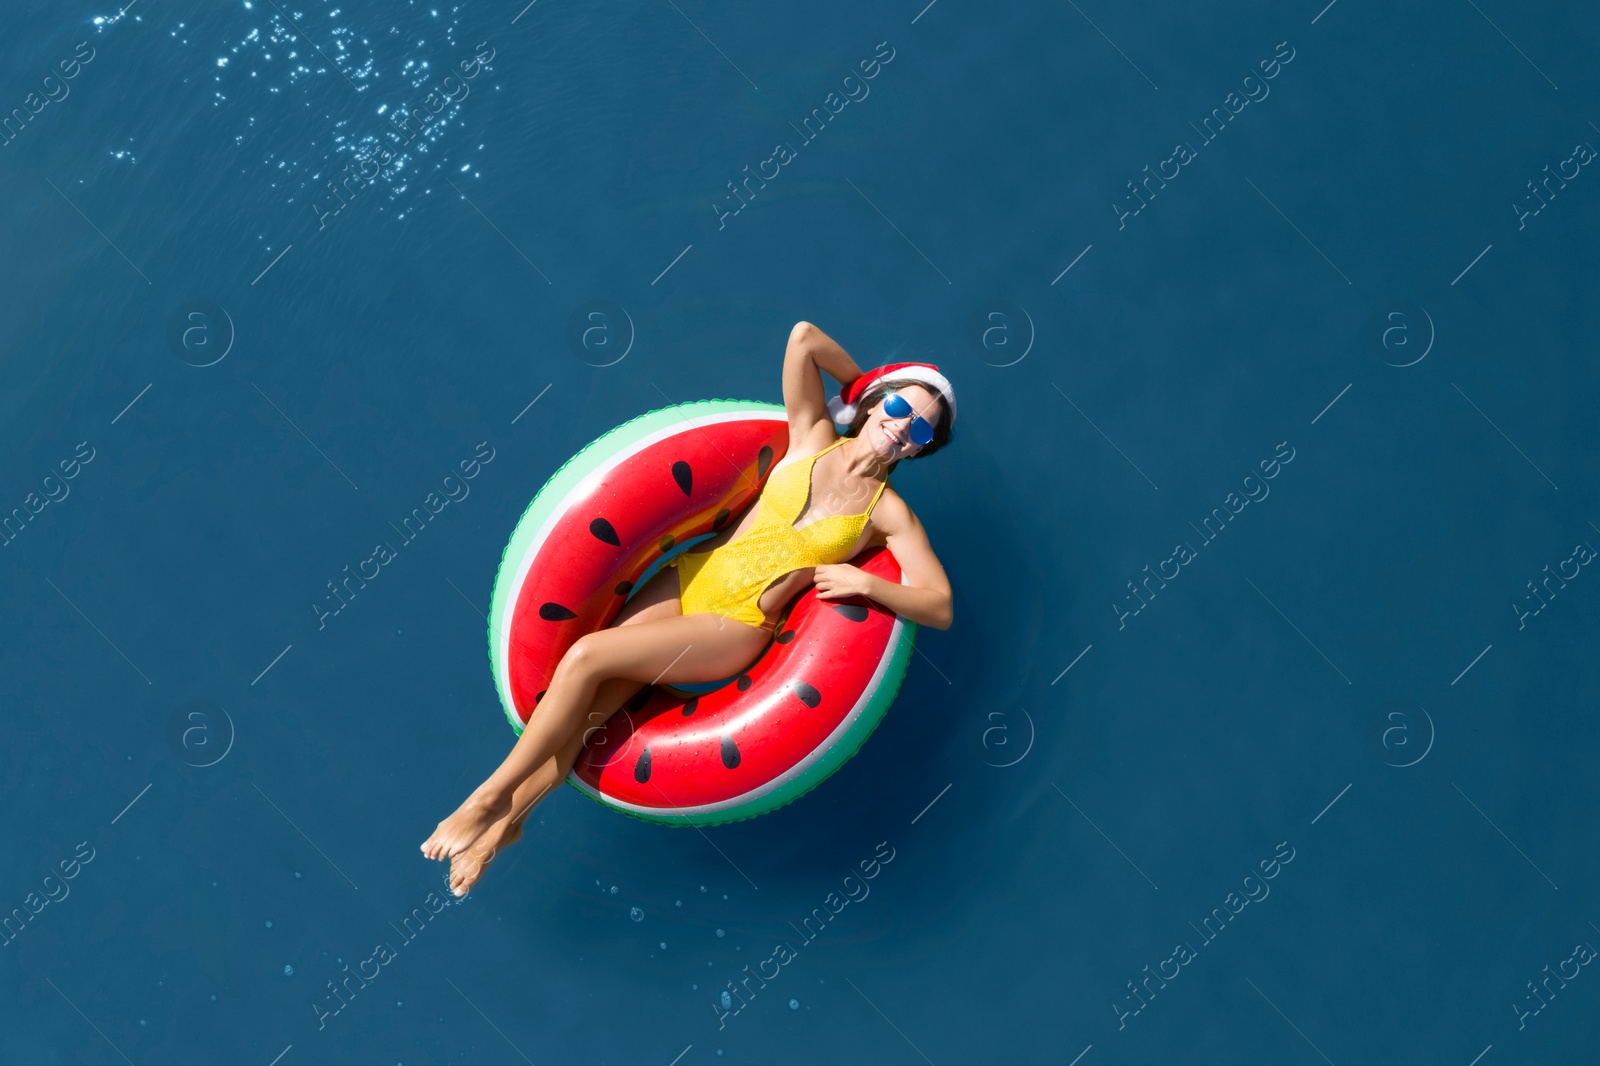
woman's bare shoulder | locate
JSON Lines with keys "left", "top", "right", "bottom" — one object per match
{"left": 779, "top": 420, "right": 839, "bottom": 465}
{"left": 877, "top": 478, "right": 905, "bottom": 504}
{"left": 868, "top": 482, "right": 911, "bottom": 534}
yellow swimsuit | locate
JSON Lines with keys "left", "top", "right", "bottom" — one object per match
{"left": 671, "top": 436, "right": 888, "bottom": 628}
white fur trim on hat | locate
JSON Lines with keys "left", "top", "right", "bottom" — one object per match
{"left": 829, "top": 363, "right": 957, "bottom": 428}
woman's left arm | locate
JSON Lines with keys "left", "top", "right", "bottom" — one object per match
{"left": 813, "top": 493, "right": 953, "bottom": 630}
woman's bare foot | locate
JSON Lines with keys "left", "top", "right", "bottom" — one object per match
{"left": 421, "top": 790, "right": 512, "bottom": 861}
{"left": 448, "top": 810, "right": 525, "bottom": 897}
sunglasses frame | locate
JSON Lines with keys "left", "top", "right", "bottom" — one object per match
{"left": 882, "top": 390, "right": 936, "bottom": 446}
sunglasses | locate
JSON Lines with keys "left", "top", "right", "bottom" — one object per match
{"left": 882, "top": 391, "right": 936, "bottom": 446}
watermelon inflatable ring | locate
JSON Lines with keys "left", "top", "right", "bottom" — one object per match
{"left": 487, "top": 399, "right": 918, "bottom": 827}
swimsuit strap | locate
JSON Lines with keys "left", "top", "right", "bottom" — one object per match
{"left": 775, "top": 436, "right": 847, "bottom": 484}
{"left": 770, "top": 435, "right": 888, "bottom": 531}
{"left": 816, "top": 436, "right": 850, "bottom": 459}
{"left": 865, "top": 471, "right": 889, "bottom": 513}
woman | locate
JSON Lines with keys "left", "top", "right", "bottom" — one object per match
{"left": 422, "top": 321, "right": 958, "bottom": 895}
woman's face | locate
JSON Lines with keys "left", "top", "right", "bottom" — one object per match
{"left": 865, "top": 384, "right": 941, "bottom": 460}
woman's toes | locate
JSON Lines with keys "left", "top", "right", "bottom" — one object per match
{"left": 448, "top": 855, "right": 478, "bottom": 897}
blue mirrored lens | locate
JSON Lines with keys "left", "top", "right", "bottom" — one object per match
{"left": 884, "top": 392, "right": 934, "bottom": 445}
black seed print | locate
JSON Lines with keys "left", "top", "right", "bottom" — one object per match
{"left": 627, "top": 687, "right": 653, "bottom": 714}
{"left": 615, "top": 580, "right": 634, "bottom": 596}
{"left": 672, "top": 460, "right": 693, "bottom": 496}
{"left": 757, "top": 445, "right": 773, "bottom": 478}
{"left": 589, "top": 517, "right": 621, "bottom": 546}
{"left": 659, "top": 534, "right": 675, "bottom": 553}
{"left": 535, "top": 689, "right": 547, "bottom": 704}
{"left": 712, "top": 508, "right": 732, "bottom": 530}
{"left": 793, "top": 682, "right": 821, "bottom": 708}
{"left": 721, "top": 735, "right": 741, "bottom": 769}
{"left": 736, "top": 674, "right": 753, "bottom": 691}
{"left": 681, "top": 697, "right": 699, "bottom": 716}
{"left": 776, "top": 629, "right": 796, "bottom": 644}
{"left": 831, "top": 604, "right": 869, "bottom": 622}
{"left": 539, "top": 603, "right": 578, "bottom": 621}
{"left": 634, "top": 746, "right": 652, "bottom": 782}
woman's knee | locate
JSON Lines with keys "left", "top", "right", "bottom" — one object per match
{"left": 557, "top": 630, "right": 624, "bottom": 684}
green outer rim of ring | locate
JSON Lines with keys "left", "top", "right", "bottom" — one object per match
{"left": 488, "top": 399, "right": 784, "bottom": 736}
{"left": 487, "top": 398, "right": 918, "bottom": 827}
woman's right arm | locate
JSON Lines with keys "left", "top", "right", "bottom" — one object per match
{"left": 782, "top": 322, "right": 863, "bottom": 436}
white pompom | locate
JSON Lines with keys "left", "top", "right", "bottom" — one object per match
{"left": 826, "top": 394, "right": 855, "bottom": 425}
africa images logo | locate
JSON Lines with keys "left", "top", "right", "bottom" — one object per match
{"left": 712, "top": 841, "right": 895, "bottom": 1028}
{"left": 710, "top": 41, "right": 897, "bottom": 231}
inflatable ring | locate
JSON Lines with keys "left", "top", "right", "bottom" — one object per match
{"left": 488, "top": 399, "right": 918, "bottom": 827}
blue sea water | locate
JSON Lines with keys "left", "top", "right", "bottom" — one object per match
{"left": 4, "top": 0, "right": 1600, "bottom": 1062}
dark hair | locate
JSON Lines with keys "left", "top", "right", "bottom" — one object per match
{"left": 845, "top": 380, "right": 955, "bottom": 475}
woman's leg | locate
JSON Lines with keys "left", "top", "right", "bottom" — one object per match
{"left": 495, "top": 564, "right": 683, "bottom": 812}
{"left": 423, "top": 610, "right": 768, "bottom": 858}
{"left": 506, "top": 676, "right": 644, "bottom": 823}
{"left": 434, "top": 568, "right": 688, "bottom": 883}
{"left": 446, "top": 676, "right": 642, "bottom": 895}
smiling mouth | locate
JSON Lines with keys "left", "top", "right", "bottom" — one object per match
{"left": 879, "top": 424, "right": 905, "bottom": 448}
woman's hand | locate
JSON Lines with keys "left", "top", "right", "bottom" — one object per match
{"left": 812, "top": 563, "right": 877, "bottom": 602}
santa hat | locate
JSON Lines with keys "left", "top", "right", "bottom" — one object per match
{"left": 826, "top": 361, "right": 958, "bottom": 428}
